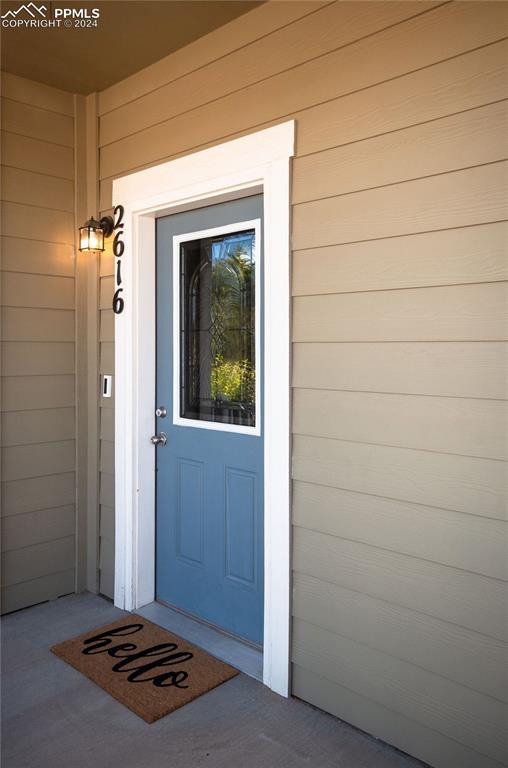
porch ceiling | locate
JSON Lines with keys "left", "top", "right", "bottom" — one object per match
{"left": 0, "top": 0, "right": 262, "bottom": 94}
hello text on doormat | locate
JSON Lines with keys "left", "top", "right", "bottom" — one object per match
{"left": 51, "top": 615, "right": 239, "bottom": 722}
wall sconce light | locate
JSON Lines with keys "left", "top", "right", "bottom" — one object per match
{"left": 79, "top": 215, "right": 114, "bottom": 252}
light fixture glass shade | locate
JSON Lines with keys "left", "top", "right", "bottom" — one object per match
{"left": 79, "top": 218, "right": 105, "bottom": 251}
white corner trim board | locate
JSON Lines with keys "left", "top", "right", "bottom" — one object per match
{"left": 112, "top": 121, "right": 295, "bottom": 697}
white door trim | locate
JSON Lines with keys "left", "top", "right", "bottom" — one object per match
{"left": 112, "top": 121, "right": 294, "bottom": 697}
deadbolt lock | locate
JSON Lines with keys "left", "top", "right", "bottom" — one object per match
{"left": 155, "top": 406, "right": 167, "bottom": 418}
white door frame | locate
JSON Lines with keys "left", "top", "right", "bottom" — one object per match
{"left": 112, "top": 121, "right": 294, "bottom": 697}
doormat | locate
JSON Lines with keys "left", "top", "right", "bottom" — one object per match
{"left": 51, "top": 614, "right": 239, "bottom": 723}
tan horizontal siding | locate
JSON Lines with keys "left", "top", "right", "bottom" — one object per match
{"left": 100, "top": 1, "right": 437, "bottom": 147}
{"left": 293, "top": 482, "right": 508, "bottom": 581}
{"left": 0, "top": 72, "right": 77, "bottom": 615}
{"left": 1, "top": 132, "right": 74, "bottom": 180}
{"left": 293, "top": 162, "right": 508, "bottom": 249}
{"left": 2, "top": 440, "right": 75, "bottom": 482}
{"left": 2, "top": 375, "right": 74, "bottom": 412}
{"left": 98, "top": 153, "right": 119, "bottom": 600}
{"left": 2, "top": 237, "right": 74, "bottom": 277}
{"left": 1, "top": 536, "right": 75, "bottom": 587}
{"left": 98, "top": 526, "right": 114, "bottom": 599}
{"left": 99, "top": 38, "right": 508, "bottom": 210}
{"left": 293, "top": 342, "right": 508, "bottom": 400}
{"left": 2, "top": 407, "right": 75, "bottom": 447}
{"left": 99, "top": 473, "right": 114, "bottom": 510}
{"left": 1, "top": 273, "right": 74, "bottom": 309}
{"left": 100, "top": 408, "right": 114, "bottom": 442}
{"left": 293, "top": 389, "right": 508, "bottom": 461}
{"left": 294, "top": 282, "right": 508, "bottom": 342}
{"left": 99, "top": 504, "right": 114, "bottom": 542}
{"left": 100, "top": 391, "right": 115, "bottom": 410}
{"left": 293, "top": 100, "right": 508, "bottom": 203}
{"left": 1, "top": 72, "right": 74, "bottom": 116}
{"left": 293, "top": 620, "right": 508, "bottom": 767}
{"left": 293, "top": 572, "right": 508, "bottom": 703}
{"left": 2, "top": 307, "right": 74, "bottom": 342}
{"left": 1, "top": 201, "right": 74, "bottom": 244}
{"left": 0, "top": 166, "right": 74, "bottom": 212}
{"left": 1, "top": 97, "right": 74, "bottom": 146}
{"left": 294, "top": 527, "right": 507, "bottom": 641}
{"left": 100, "top": 310, "right": 114, "bottom": 342}
{"left": 100, "top": 440, "right": 114, "bottom": 474}
{"left": 292, "top": 664, "right": 505, "bottom": 768}
{"left": 1, "top": 505, "right": 75, "bottom": 552}
{"left": 94, "top": 3, "right": 508, "bottom": 765}
{"left": 99, "top": 275, "right": 114, "bottom": 309}
{"left": 1, "top": 342, "right": 75, "bottom": 376}
{"left": 292, "top": 221, "right": 508, "bottom": 295}
{"left": 296, "top": 38, "right": 508, "bottom": 156}
{"left": 1, "top": 237, "right": 75, "bottom": 276}
{"left": 293, "top": 434, "right": 506, "bottom": 521}
{"left": 99, "top": 1, "right": 507, "bottom": 181}
{"left": 98, "top": 1, "right": 325, "bottom": 115}
{"left": 293, "top": 618, "right": 507, "bottom": 765}
{"left": 99, "top": 249, "right": 114, "bottom": 277}
{"left": 1, "top": 472, "right": 76, "bottom": 517}
{"left": 97, "top": 214, "right": 113, "bottom": 591}
{"left": 99, "top": 342, "right": 114, "bottom": 374}
{"left": 1, "top": 569, "right": 74, "bottom": 614}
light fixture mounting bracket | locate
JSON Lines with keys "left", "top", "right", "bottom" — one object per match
{"left": 100, "top": 215, "right": 115, "bottom": 238}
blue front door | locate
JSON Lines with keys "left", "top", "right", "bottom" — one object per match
{"left": 155, "top": 195, "right": 264, "bottom": 646}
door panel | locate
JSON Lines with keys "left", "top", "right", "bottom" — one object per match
{"left": 155, "top": 195, "right": 264, "bottom": 646}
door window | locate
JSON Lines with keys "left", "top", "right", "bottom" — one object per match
{"left": 176, "top": 224, "right": 259, "bottom": 430}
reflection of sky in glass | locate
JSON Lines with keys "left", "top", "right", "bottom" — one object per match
{"left": 211, "top": 232, "right": 255, "bottom": 265}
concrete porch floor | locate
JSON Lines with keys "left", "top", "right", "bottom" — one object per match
{"left": 1, "top": 592, "right": 427, "bottom": 768}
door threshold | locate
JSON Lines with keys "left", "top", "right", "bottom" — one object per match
{"left": 157, "top": 598, "right": 263, "bottom": 651}
{"left": 136, "top": 600, "right": 263, "bottom": 682}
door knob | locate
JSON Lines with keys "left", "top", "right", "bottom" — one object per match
{"left": 150, "top": 432, "right": 167, "bottom": 447}
{"left": 155, "top": 406, "right": 167, "bottom": 418}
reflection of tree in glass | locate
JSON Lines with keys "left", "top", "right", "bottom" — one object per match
{"left": 210, "top": 238, "right": 255, "bottom": 405}
{"left": 211, "top": 356, "right": 255, "bottom": 403}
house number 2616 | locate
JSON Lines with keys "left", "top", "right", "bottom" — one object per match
{"left": 112, "top": 205, "right": 125, "bottom": 315}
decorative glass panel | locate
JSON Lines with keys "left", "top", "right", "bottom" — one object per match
{"left": 180, "top": 229, "right": 256, "bottom": 427}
